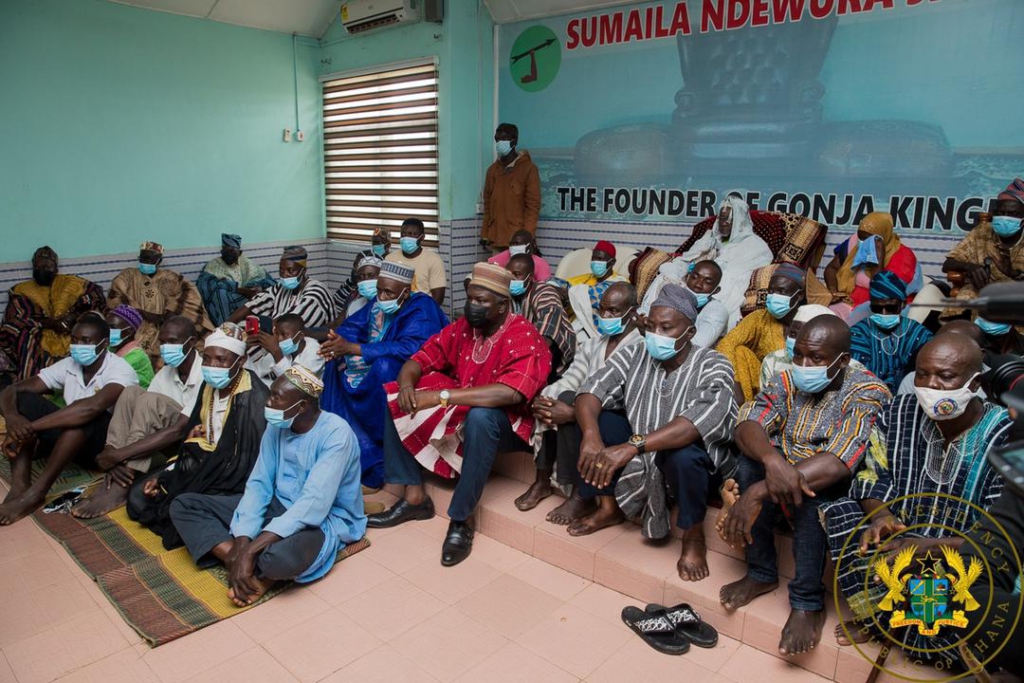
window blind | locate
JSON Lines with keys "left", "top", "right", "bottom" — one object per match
{"left": 323, "top": 60, "right": 439, "bottom": 246}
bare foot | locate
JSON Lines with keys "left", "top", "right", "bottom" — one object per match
{"left": 0, "top": 492, "right": 45, "bottom": 526}
{"left": 779, "top": 608, "right": 826, "bottom": 656}
{"left": 834, "top": 620, "right": 872, "bottom": 646}
{"left": 719, "top": 575, "right": 779, "bottom": 611}
{"left": 227, "top": 577, "right": 275, "bottom": 607}
{"left": 546, "top": 492, "right": 591, "bottom": 525}
{"left": 566, "top": 498, "right": 624, "bottom": 537}
{"left": 72, "top": 484, "right": 129, "bottom": 519}
{"left": 715, "top": 478, "right": 740, "bottom": 535}
{"left": 677, "top": 527, "right": 709, "bottom": 582}
{"left": 515, "top": 477, "right": 553, "bottom": 512}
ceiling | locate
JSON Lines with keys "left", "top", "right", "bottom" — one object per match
{"left": 482, "top": 0, "right": 636, "bottom": 24}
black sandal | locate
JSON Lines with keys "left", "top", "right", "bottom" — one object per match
{"left": 645, "top": 602, "right": 719, "bottom": 648}
{"left": 621, "top": 606, "right": 691, "bottom": 655}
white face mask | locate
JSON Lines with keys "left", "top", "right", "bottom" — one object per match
{"left": 915, "top": 373, "right": 981, "bottom": 421}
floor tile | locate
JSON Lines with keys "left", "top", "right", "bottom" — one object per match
{"left": 185, "top": 646, "right": 299, "bottom": 683}
{"left": 509, "top": 557, "right": 590, "bottom": 601}
{"left": 465, "top": 534, "right": 531, "bottom": 572}
{"left": 11, "top": 549, "right": 77, "bottom": 593}
{"left": 453, "top": 641, "right": 577, "bottom": 683}
{"left": 718, "top": 644, "right": 831, "bottom": 683}
{"left": 323, "top": 644, "right": 438, "bottom": 683}
{"left": 593, "top": 533, "right": 677, "bottom": 605}
{"left": 263, "top": 608, "right": 380, "bottom": 683}
{"left": 565, "top": 583, "right": 635, "bottom": 626}
{"left": 306, "top": 552, "right": 395, "bottom": 606}
{"left": 454, "top": 574, "right": 563, "bottom": 638}
{"left": 364, "top": 526, "right": 441, "bottom": 574}
{"left": 0, "top": 653, "right": 14, "bottom": 683}
{"left": 52, "top": 647, "right": 159, "bottom": 683}
{"left": 515, "top": 603, "right": 631, "bottom": 679}
{"left": 586, "top": 637, "right": 715, "bottom": 682}
{"left": 337, "top": 575, "right": 447, "bottom": 641}
{"left": 0, "top": 589, "right": 51, "bottom": 647}
{"left": 401, "top": 553, "right": 502, "bottom": 605}
{"left": 232, "top": 586, "right": 330, "bottom": 644}
{"left": 31, "top": 577, "right": 101, "bottom": 629}
{"left": 142, "top": 621, "right": 255, "bottom": 683}
{"left": 391, "top": 607, "right": 508, "bottom": 682}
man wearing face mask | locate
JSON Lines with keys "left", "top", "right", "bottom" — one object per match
{"left": 368, "top": 263, "right": 551, "bottom": 566}
{"left": 0, "top": 246, "right": 106, "bottom": 382}
{"left": 0, "top": 317, "right": 138, "bottom": 525}
{"left": 718, "top": 263, "right": 807, "bottom": 403}
{"left": 719, "top": 315, "right": 890, "bottom": 657}
{"left": 520, "top": 283, "right": 643, "bottom": 516}
{"left": 384, "top": 218, "right": 447, "bottom": 306}
{"left": 109, "top": 241, "right": 212, "bottom": 363}
{"left": 197, "top": 234, "right": 276, "bottom": 326}
{"left": 563, "top": 240, "right": 626, "bottom": 341}
{"left": 482, "top": 123, "right": 540, "bottom": 252}
{"left": 487, "top": 229, "right": 553, "bottom": 282}
{"left": 248, "top": 313, "right": 324, "bottom": 388}
{"left": 974, "top": 313, "right": 1024, "bottom": 358}
{"left": 127, "top": 323, "right": 269, "bottom": 550}
{"left": 230, "top": 246, "right": 336, "bottom": 331}
{"left": 71, "top": 316, "right": 203, "bottom": 519}
{"left": 850, "top": 271, "right": 933, "bottom": 393}
{"left": 507, "top": 254, "right": 575, "bottom": 377}
{"left": 570, "top": 285, "right": 737, "bottom": 583}
{"left": 640, "top": 259, "right": 731, "bottom": 349}
{"left": 319, "top": 262, "right": 448, "bottom": 489}
{"left": 822, "top": 334, "right": 1010, "bottom": 665}
{"left": 170, "top": 366, "right": 366, "bottom": 607}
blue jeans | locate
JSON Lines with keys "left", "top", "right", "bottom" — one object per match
{"left": 383, "top": 406, "right": 527, "bottom": 522}
{"left": 736, "top": 455, "right": 833, "bottom": 611}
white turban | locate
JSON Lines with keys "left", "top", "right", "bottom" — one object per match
{"left": 205, "top": 323, "right": 247, "bottom": 356}
{"left": 793, "top": 304, "right": 837, "bottom": 324}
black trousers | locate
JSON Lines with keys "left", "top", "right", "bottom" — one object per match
{"left": 16, "top": 392, "right": 110, "bottom": 465}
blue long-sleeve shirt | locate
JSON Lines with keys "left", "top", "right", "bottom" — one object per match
{"left": 230, "top": 411, "right": 367, "bottom": 582}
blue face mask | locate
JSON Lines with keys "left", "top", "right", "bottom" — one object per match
{"left": 357, "top": 279, "right": 378, "bottom": 299}
{"left": 400, "top": 236, "right": 420, "bottom": 255}
{"left": 371, "top": 243, "right": 386, "bottom": 258}
{"left": 496, "top": 140, "right": 512, "bottom": 156}
{"left": 591, "top": 260, "right": 610, "bottom": 278}
{"left": 791, "top": 355, "right": 843, "bottom": 394}
{"left": 138, "top": 262, "right": 157, "bottom": 276}
{"left": 870, "top": 313, "right": 902, "bottom": 331}
{"left": 279, "top": 334, "right": 301, "bottom": 357}
{"left": 645, "top": 327, "right": 691, "bottom": 361}
{"left": 264, "top": 400, "right": 302, "bottom": 430}
{"left": 992, "top": 215, "right": 1022, "bottom": 238}
{"left": 765, "top": 292, "right": 798, "bottom": 319}
{"left": 108, "top": 328, "right": 124, "bottom": 347}
{"left": 785, "top": 336, "right": 797, "bottom": 359}
{"left": 851, "top": 236, "right": 880, "bottom": 268}
{"left": 70, "top": 342, "right": 103, "bottom": 367}
{"left": 684, "top": 285, "right": 712, "bottom": 309}
{"left": 509, "top": 278, "right": 529, "bottom": 297}
{"left": 976, "top": 317, "right": 1012, "bottom": 337}
{"left": 597, "top": 308, "right": 633, "bottom": 337}
{"left": 280, "top": 276, "right": 301, "bottom": 291}
{"left": 160, "top": 340, "right": 191, "bottom": 368}
{"left": 202, "top": 360, "right": 238, "bottom": 390}
{"left": 377, "top": 289, "right": 407, "bottom": 315}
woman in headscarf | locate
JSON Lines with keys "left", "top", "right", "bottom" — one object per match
{"left": 645, "top": 195, "right": 774, "bottom": 328}
{"left": 823, "top": 212, "right": 921, "bottom": 318}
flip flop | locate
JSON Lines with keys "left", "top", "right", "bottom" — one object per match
{"left": 646, "top": 602, "right": 719, "bottom": 648}
{"left": 621, "top": 605, "right": 691, "bottom": 655}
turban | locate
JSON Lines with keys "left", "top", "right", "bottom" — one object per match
{"left": 111, "top": 304, "right": 143, "bottom": 332}
{"left": 379, "top": 260, "right": 414, "bottom": 284}
{"left": 594, "top": 240, "right": 616, "bottom": 259}
{"left": 33, "top": 246, "right": 58, "bottom": 264}
{"left": 356, "top": 253, "right": 384, "bottom": 271}
{"left": 221, "top": 233, "right": 242, "bottom": 249}
{"left": 869, "top": 270, "right": 907, "bottom": 302}
{"left": 772, "top": 262, "right": 806, "bottom": 288}
{"left": 793, "top": 304, "right": 837, "bottom": 324}
{"left": 140, "top": 241, "right": 164, "bottom": 255}
{"left": 205, "top": 323, "right": 247, "bottom": 356}
{"left": 998, "top": 178, "right": 1024, "bottom": 205}
{"left": 650, "top": 283, "right": 698, "bottom": 323}
{"left": 468, "top": 262, "right": 511, "bottom": 298}
{"left": 284, "top": 365, "right": 323, "bottom": 398}
{"left": 282, "top": 245, "right": 308, "bottom": 266}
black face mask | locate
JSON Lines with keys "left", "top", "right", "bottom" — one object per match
{"left": 33, "top": 268, "right": 56, "bottom": 286}
{"left": 464, "top": 302, "right": 491, "bottom": 329}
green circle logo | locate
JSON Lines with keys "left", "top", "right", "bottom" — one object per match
{"left": 509, "top": 26, "right": 561, "bottom": 93}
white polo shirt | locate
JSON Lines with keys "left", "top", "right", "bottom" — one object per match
{"left": 147, "top": 352, "right": 204, "bottom": 416}
{"left": 38, "top": 352, "right": 139, "bottom": 408}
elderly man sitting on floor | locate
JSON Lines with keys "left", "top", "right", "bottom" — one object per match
{"left": 170, "top": 366, "right": 366, "bottom": 607}
{"left": 570, "top": 284, "right": 738, "bottom": 582}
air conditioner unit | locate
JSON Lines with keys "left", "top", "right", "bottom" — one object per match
{"left": 340, "top": 0, "right": 420, "bottom": 35}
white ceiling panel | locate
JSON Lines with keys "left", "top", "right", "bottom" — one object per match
{"left": 107, "top": 0, "right": 218, "bottom": 19}
{"left": 106, "top": 0, "right": 340, "bottom": 38}
{"left": 483, "top": 0, "right": 638, "bottom": 24}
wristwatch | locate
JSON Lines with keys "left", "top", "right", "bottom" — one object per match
{"left": 439, "top": 389, "right": 451, "bottom": 408}
{"left": 627, "top": 434, "right": 647, "bottom": 454}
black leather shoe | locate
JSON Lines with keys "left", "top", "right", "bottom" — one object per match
{"left": 366, "top": 498, "right": 435, "bottom": 528}
{"left": 441, "top": 519, "right": 475, "bottom": 567}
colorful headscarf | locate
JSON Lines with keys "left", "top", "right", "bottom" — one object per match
{"left": 282, "top": 245, "right": 308, "bottom": 266}
{"left": 869, "top": 270, "right": 908, "bottom": 302}
{"left": 773, "top": 262, "right": 807, "bottom": 288}
{"left": 998, "top": 178, "right": 1024, "bottom": 205}
{"left": 372, "top": 226, "right": 392, "bottom": 248}
{"left": 836, "top": 212, "right": 903, "bottom": 296}
{"left": 221, "top": 233, "right": 242, "bottom": 249}
{"left": 140, "top": 241, "right": 164, "bottom": 255}
{"left": 111, "top": 304, "right": 143, "bottom": 331}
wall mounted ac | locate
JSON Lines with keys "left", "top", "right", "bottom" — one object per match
{"left": 340, "top": 0, "right": 443, "bottom": 36}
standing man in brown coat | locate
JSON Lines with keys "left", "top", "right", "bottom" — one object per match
{"left": 482, "top": 123, "right": 541, "bottom": 253}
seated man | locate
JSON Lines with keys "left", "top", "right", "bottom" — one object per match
{"left": 249, "top": 314, "right": 324, "bottom": 388}
{"left": 170, "top": 367, "right": 366, "bottom": 606}
{"left": 561, "top": 240, "right": 627, "bottom": 341}
{"left": 719, "top": 315, "right": 890, "bottom": 657}
{"left": 760, "top": 305, "right": 840, "bottom": 387}
{"left": 850, "top": 271, "right": 933, "bottom": 393}
{"left": 897, "top": 319, "right": 985, "bottom": 395}
{"left": 0, "top": 246, "right": 105, "bottom": 381}
{"left": 71, "top": 316, "right": 204, "bottom": 518}
{"left": 823, "top": 335, "right": 1010, "bottom": 666}
{"left": 640, "top": 259, "right": 731, "bottom": 349}
{"left": 516, "top": 282, "right": 643, "bottom": 515}
{"left": 0, "top": 316, "right": 138, "bottom": 524}
{"left": 488, "top": 229, "right": 552, "bottom": 281}
{"left": 367, "top": 263, "right": 551, "bottom": 566}
{"left": 229, "top": 246, "right": 335, "bottom": 329}
{"left": 105, "top": 305, "right": 154, "bottom": 389}
{"left": 717, "top": 263, "right": 808, "bottom": 403}
{"left": 128, "top": 323, "right": 269, "bottom": 549}
{"left": 108, "top": 241, "right": 212, "bottom": 362}
{"left": 974, "top": 314, "right": 1024, "bottom": 357}
{"left": 197, "top": 233, "right": 276, "bottom": 326}
{"left": 385, "top": 218, "right": 447, "bottom": 306}
{"left": 328, "top": 253, "right": 382, "bottom": 329}
{"left": 570, "top": 285, "right": 737, "bottom": 582}
{"left": 319, "top": 261, "right": 448, "bottom": 488}
{"left": 507, "top": 253, "right": 575, "bottom": 376}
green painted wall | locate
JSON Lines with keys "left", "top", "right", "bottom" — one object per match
{"left": 0, "top": 0, "right": 324, "bottom": 260}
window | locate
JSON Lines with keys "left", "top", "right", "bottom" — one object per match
{"left": 322, "top": 60, "right": 439, "bottom": 246}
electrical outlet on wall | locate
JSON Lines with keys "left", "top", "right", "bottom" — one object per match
{"left": 283, "top": 128, "right": 292, "bottom": 142}
{"left": 296, "top": 130, "right": 305, "bottom": 142}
